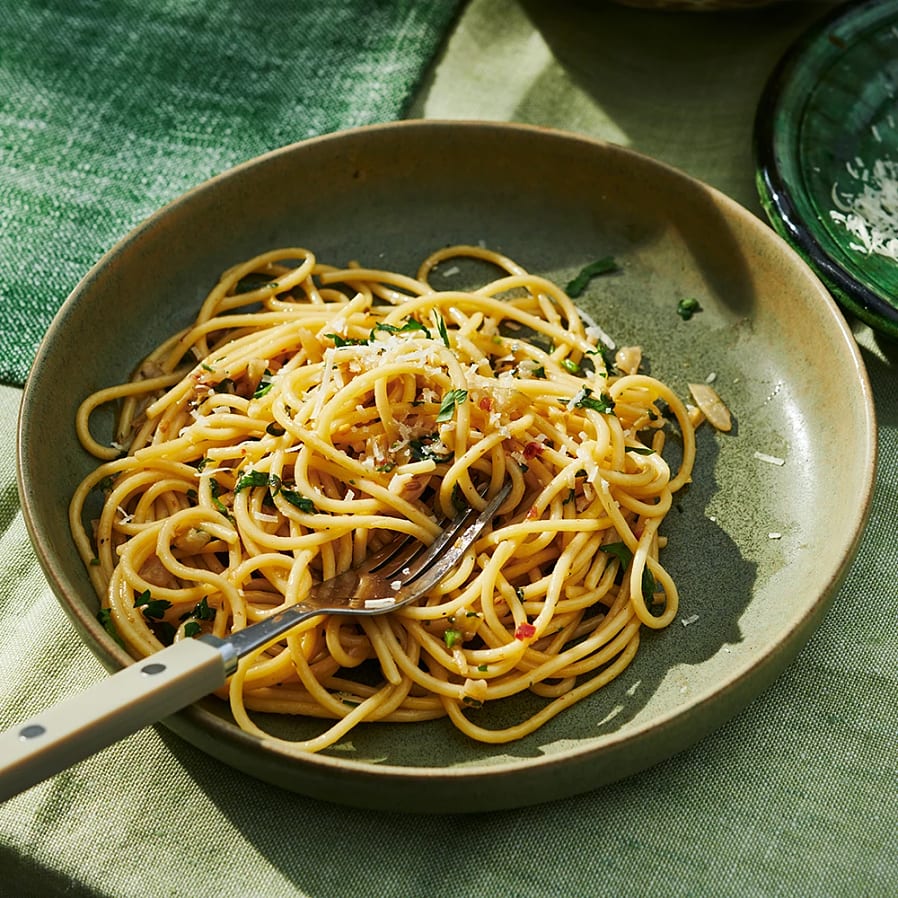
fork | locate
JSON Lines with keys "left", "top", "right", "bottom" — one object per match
{"left": 0, "top": 481, "right": 511, "bottom": 801}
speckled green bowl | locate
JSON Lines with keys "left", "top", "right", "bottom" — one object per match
{"left": 755, "top": 0, "right": 898, "bottom": 337}
{"left": 18, "top": 121, "right": 876, "bottom": 812}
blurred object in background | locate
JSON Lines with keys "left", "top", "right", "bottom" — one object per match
{"left": 611, "top": 0, "right": 779, "bottom": 9}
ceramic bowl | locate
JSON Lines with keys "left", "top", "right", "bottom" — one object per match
{"left": 18, "top": 121, "right": 876, "bottom": 812}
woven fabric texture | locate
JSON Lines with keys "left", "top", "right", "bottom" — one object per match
{"left": 0, "top": 0, "right": 461, "bottom": 387}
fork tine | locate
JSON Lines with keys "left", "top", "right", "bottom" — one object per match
{"left": 395, "top": 481, "right": 511, "bottom": 594}
{"left": 361, "top": 532, "right": 421, "bottom": 573}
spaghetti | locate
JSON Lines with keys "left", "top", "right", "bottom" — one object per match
{"left": 70, "top": 245, "right": 696, "bottom": 751}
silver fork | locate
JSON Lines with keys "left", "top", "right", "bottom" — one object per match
{"left": 0, "top": 481, "right": 511, "bottom": 801}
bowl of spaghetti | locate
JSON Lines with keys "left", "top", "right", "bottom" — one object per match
{"left": 18, "top": 121, "right": 875, "bottom": 812}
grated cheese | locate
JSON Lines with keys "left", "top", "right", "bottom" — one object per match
{"left": 829, "top": 156, "right": 898, "bottom": 261}
{"left": 753, "top": 451, "right": 785, "bottom": 466}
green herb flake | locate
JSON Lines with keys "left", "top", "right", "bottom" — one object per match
{"left": 573, "top": 387, "right": 615, "bottom": 414}
{"left": 234, "top": 470, "right": 271, "bottom": 493}
{"left": 281, "top": 489, "right": 316, "bottom": 513}
{"left": 183, "top": 621, "right": 201, "bottom": 638}
{"left": 433, "top": 311, "right": 451, "bottom": 348}
{"left": 561, "top": 358, "right": 581, "bottom": 375}
{"left": 600, "top": 542, "right": 633, "bottom": 568}
{"left": 192, "top": 596, "right": 214, "bottom": 620}
{"left": 134, "top": 589, "right": 172, "bottom": 621}
{"left": 409, "top": 435, "right": 453, "bottom": 464}
{"left": 599, "top": 542, "right": 655, "bottom": 602}
{"left": 625, "top": 446, "right": 655, "bottom": 455}
{"left": 444, "top": 629, "right": 462, "bottom": 649}
{"left": 253, "top": 369, "right": 274, "bottom": 399}
{"left": 566, "top": 256, "right": 618, "bottom": 298}
{"left": 676, "top": 297, "right": 702, "bottom": 321}
{"left": 371, "top": 318, "right": 432, "bottom": 341}
{"left": 436, "top": 388, "right": 468, "bottom": 423}
{"left": 97, "top": 608, "right": 124, "bottom": 647}
{"left": 531, "top": 365, "right": 546, "bottom": 379}
{"left": 451, "top": 483, "right": 468, "bottom": 513}
{"left": 209, "top": 478, "right": 232, "bottom": 519}
{"left": 477, "top": 664, "right": 489, "bottom": 672}
{"left": 325, "top": 333, "right": 366, "bottom": 347}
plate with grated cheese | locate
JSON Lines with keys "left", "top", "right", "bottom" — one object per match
{"left": 755, "top": 0, "right": 898, "bottom": 338}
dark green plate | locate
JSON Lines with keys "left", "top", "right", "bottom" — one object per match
{"left": 755, "top": 0, "right": 898, "bottom": 337}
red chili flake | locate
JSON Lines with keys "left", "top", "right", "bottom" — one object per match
{"left": 522, "top": 441, "right": 544, "bottom": 460}
{"left": 525, "top": 505, "right": 540, "bottom": 520}
{"left": 515, "top": 622, "right": 536, "bottom": 641}
{"left": 479, "top": 397, "right": 493, "bottom": 411}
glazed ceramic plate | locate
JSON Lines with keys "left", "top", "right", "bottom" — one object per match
{"left": 18, "top": 122, "right": 875, "bottom": 812}
{"left": 755, "top": 0, "right": 898, "bottom": 337}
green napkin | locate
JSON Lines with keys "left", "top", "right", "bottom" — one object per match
{"left": 0, "top": 0, "right": 462, "bottom": 388}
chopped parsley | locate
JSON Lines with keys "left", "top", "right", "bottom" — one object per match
{"left": 97, "top": 608, "right": 124, "bottom": 647}
{"left": 134, "top": 589, "right": 172, "bottom": 621}
{"left": 234, "top": 470, "right": 273, "bottom": 493}
{"left": 192, "top": 596, "right": 214, "bottom": 620}
{"left": 572, "top": 387, "right": 615, "bottom": 414}
{"left": 599, "top": 542, "right": 656, "bottom": 604}
{"left": 209, "top": 478, "right": 232, "bottom": 519}
{"left": 625, "top": 446, "right": 655, "bottom": 455}
{"left": 565, "top": 256, "right": 618, "bottom": 298}
{"left": 676, "top": 297, "right": 702, "bottom": 320}
{"left": 280, "top": 489, "right": 315, "bottom": 513}
{"left": 179, "top": 597, "right": 214, "bottom": 637}
{"left": 253, "top": 369, "right": 274, "bottom": 398}
{"left": 436, "top": 388, "right": 468, "bottom": 423}
{"left": 325, "top": 333, "right": 366, "bottom": 347}
{"left": 433, "top": 310, "right": 451, "bottom": 348}
{"left": 444, "top": 629, "right": 462, "bottom": 649}
{"left": 409, "top": 435, "right": 453, "bottom": 463}
{"left": 371, "top": 318, "right": 431, "bottom": 340}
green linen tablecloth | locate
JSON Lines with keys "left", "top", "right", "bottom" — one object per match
{"left": 2, "top": 1, "right": 896, "bottom": 896}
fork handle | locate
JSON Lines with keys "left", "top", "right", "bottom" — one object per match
{"left": 0, "top": 638, "right": 226, "bottom": 802}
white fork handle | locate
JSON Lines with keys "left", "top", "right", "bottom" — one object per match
{"left": 0, "top": 638, "right": 226, "bottom": 802}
